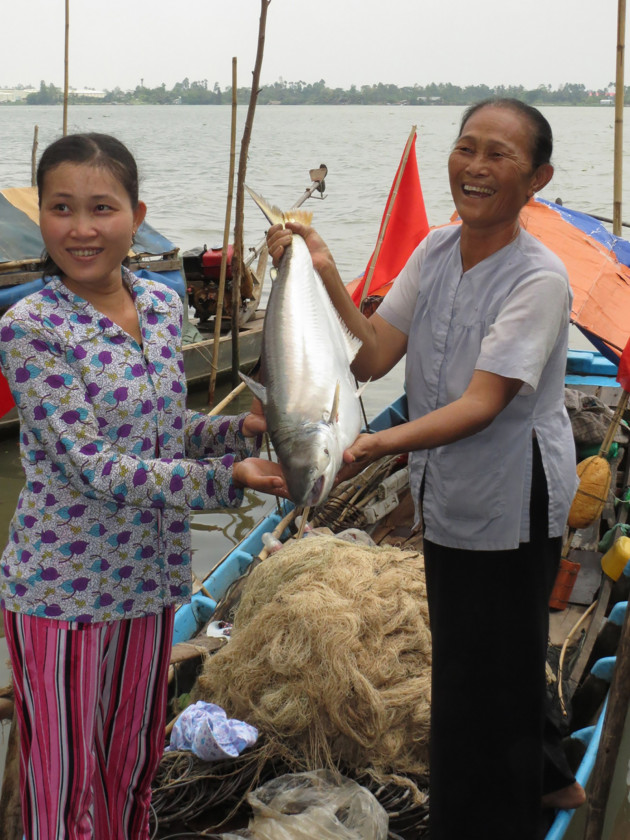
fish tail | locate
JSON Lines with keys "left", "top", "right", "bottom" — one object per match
{"left": 246, "top": 185, "right": 313, "bottom": 227}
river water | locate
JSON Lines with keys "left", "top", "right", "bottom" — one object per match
{"left": 0, "top": 104, "right": 628, "bottom": 832}
{"left": 0, "top": 102, "right": 618, "bottom": 581}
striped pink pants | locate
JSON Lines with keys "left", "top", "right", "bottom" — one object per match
{"left": 3, "top": 607, "right": 174, "bottom": 840}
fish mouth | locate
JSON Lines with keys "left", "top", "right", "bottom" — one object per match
{"left": 288, "top": 473, "right": 327, "bottom": 508}
{"left": 304, "top": 474, "right": 326, "bottom": 507}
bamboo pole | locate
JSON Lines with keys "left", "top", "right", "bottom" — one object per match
{"left": 207, "top": 380, "right": 247, "bottom": 416}
{"left": 232, "top": 0, "right": 270, "bottom": 387}
{"left": 598, "top": 390, "right": 630, "bottom": 456}
{"left": 359, "top": 125, "right": 417, "bottom": 306}
{"left": 613, "top": 0, "right": 626, "bottom": 236}
{"left": 209, "top": 57, "right": 238, "bottom": 406}
{"left": 63, "top": 0, "right": 69, "bottom": 136}
{"left": 31, "top": 125, "right": 38, "bottom": 187}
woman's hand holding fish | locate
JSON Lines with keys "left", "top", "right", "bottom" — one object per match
{"left": 242, "top": 398, "right": 266, "bottom": 437}
{"left": 266, "top": 223, "right": 291, "bottom": 266}
{"left": 334, "top": 432, "right": 384, "bottom": 484}
{"left": 267, "top": 221, "right": 337, "bottom": 277}
{"left": 232, "top": 458, "right": 289, "bottom": 497}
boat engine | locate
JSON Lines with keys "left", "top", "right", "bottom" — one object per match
{"left": 183, "top": 245, "right": 234, "bottom": 323}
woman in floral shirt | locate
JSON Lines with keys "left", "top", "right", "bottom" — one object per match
{"left": 0, "top": 132, "right": 287, "bottom": 840}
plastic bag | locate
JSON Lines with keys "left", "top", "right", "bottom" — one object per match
{"left": 241, "top": 769, "right": 388, "bottom": 840}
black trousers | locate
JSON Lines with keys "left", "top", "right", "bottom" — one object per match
{"left": 423, "top": 442, "right": 569, "bottom": 840}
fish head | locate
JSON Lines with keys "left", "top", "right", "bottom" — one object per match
{"left": 280, "top": 422, "right": 342, "bottom": 508}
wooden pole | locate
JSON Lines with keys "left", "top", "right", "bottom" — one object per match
{"left": 209, "top": 57, "right": 238, "bottom": 406}
{"left": 232, "top": 0, "right": 270, "bottom": 387}
{"left": 207, "top": 380, "right": 247, "bottom": 416}
{"left": 31, "top": 125, "right": 38, "bottom": 187}
{"left": 583, "top": 600, "right": 630, "bottom": 839}
{"left": 359, "top": 125, "right": 417, "bottom": 306}
{"left": 613, "top": 0, "right": 626, "bottom": 236}
{"left": 63, "top": 0, "right": 69, "bottom": 136}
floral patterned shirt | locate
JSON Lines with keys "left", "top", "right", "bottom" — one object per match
{"left": 0, "top": 269, "right": 258, "bottom": 622}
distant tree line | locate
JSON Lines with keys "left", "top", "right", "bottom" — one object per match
{"left": 25, "top": 81, "right": 62, "bottom": 105}
{"left": 16, "top": 78, "right": 624, "bottom": 107}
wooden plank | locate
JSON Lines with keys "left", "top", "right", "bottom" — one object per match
{"left": 567, "top": 576, "right": 614, "bottom": 699}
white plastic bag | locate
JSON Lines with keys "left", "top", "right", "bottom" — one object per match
{"left": 240, "top": 769, "right": 388, "bottom": 840}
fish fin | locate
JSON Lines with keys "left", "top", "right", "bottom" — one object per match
{"left": 238, "top": 372, "right": 268, "bottom": 406}
{"left": 332, "top": 308, "right": 363, "bottom": 363}
{"left": 246, "top": 185, "right": 313, "bottom": 227}
{"left": 355, "top": 378, "right": 371, "bottom": 398}
{"left": 325, "top": 381, "right": 340, "bottom": 425}
{"left": 245, "top": 186, "right": 285, "bottom": 226}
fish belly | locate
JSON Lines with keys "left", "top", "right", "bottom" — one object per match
{"left": 263, "top": 236, "right": 361, "bottom": 453}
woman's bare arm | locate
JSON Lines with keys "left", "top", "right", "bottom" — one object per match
{"left": 339, "top": 370, "right": 523, "bottom": 477}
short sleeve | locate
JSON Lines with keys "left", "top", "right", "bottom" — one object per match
{"left": 475, "top": 271, "right": 570, "bottom": 394}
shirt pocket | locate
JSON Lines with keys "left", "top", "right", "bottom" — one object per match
{"left": 431, "top": 445, "right": 506, "bottom": 523}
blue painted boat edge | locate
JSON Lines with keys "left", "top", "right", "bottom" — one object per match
{"left": 545, "top": 600, "right": 628, "bottom": 837}
{"left": 172, "top": 506, "right": 294, "bottom": 644}
{"left": 545, "top": 707, "right": 607, "bottom": 839}
{"left": 172, "top": 394, "right": 411, "bottom": 645}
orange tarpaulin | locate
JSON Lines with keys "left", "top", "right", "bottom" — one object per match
{"left": 519, "top": 199, "right": 630, "bottom": 360}
{"left": 446, "top": 198, "right": 630, "bottom": 360}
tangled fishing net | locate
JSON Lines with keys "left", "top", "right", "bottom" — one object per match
{"left": 194, "top": 534, "right": 431, "bottom": 789}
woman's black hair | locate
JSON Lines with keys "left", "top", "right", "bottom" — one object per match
{"left": 457, "top": 98, "right": 553, "bottom": 170}
{"left": 37, "top": 133, "right": 140, "bottom": 277}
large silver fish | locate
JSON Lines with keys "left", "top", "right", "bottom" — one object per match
{"left": 242, "top": 187, "right": 364, "bottom": 507}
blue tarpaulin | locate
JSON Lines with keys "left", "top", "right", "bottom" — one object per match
{"left": 0, "top": 186, "right": 178, "bottom": 265}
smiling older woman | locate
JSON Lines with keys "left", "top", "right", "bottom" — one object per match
{"left": 267, "top": 98, "right": 584, "bottom": 840}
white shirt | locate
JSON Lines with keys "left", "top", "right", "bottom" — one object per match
{"left": 378, "top": 225, "right": 577, "bottom": 550}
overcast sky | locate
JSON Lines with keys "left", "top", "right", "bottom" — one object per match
{"left": 2, "top": 0, "right": 624, "bottom": 93}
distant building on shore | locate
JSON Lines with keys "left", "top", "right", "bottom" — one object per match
{"left": 0, "top": 88, "right": 37, "bottom": 102}
{"left": 0, "top": 87, "right": 105, "bottom": 103}
{"left": 70, "top": 88, "right": 106, "bottom": 100}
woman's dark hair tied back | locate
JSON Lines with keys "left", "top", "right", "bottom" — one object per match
{"left": 37, "top": 133, "right": 139, "bottom": 278}
{"left": 458, "top": 98, "right": 553, "bottom": 170}
{"left": 37, "top": 132, "right": 139, "bottom": 208}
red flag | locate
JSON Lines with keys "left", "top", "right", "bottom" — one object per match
{"left": 617, "top": 335, "right": 630, "bottom": 392}
{"left": 0, "top": 370, "right": 14, "bottom": 419}
{"left": 351, "top": 131, "right": 430, "bottom": 307}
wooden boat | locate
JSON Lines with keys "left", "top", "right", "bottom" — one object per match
{"left": 158, "top": 131, "right": 630, "bottom": 833}
{"left": 161, "top": 351, "right": 629, "bottom": 838}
